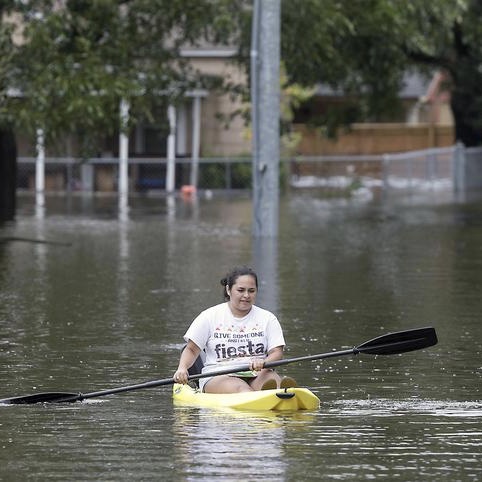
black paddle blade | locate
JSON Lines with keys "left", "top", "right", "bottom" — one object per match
{"left": 0, "top": 392, "right": 82, "bottom": 405}
{"left": 356, "top": 327, "right": 438, "bottom": 355}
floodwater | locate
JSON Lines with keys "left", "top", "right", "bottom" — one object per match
{"left": 0, "top": 189, "right": 481, "bottom": 481}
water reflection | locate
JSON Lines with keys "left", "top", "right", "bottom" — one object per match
{"left": 35, "top": 192, "right": 45, "bottom": 219}
{"left": 253, "top": 236, "right": 278, "bottom": 311}
{"left": 172, "top": 406, "right": 317, "bottom": 481}
{"left": 116, "top": 205, "right": 130, "bottom": 324}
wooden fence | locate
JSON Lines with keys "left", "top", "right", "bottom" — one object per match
{"left": 293, "top": 123, "right": 454, "bottom": 156}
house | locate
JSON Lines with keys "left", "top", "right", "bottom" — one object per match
{"left": 293, "top": 71, "right": 454, "bottom": 156}
{"left": 13, "top": 45, "right": 252, "bottom": 192}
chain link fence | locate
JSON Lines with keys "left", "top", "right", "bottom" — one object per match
{"left": 16, "top": 145, "right": 482, "bottom": 194}
{"left": 16, "top": 157, "right": 254, "bottom": 193}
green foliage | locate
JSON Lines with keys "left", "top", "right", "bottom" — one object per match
{"left": 198, "top": 163, "right": 225, "bottom": 189}
{"left": 280, "top": 63, "right": 315, "bottom": 155}
{"left": 2, "top": 0, "right": 245, "bottom": 151}
{"left": 231, "top": 161, "right": 252, "bottom": 188}
{"left": 275, "top": 0, "right": 482, "bottom": 145}
{"left": 3, "top": 0, "right": 482, "bottom": 153}
{"left": 198, "top": 160, "right": 252, "bottom": 189}
{"left": 0, "top": 7, "right": 15, "bottom": 128}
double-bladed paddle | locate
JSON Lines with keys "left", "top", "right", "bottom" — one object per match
{"left": 0, "top": 326, "right": 437, "bottom": 405}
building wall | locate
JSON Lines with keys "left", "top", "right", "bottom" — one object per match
{"left": 189, "top": 56, "right": 251, "bottom": 156}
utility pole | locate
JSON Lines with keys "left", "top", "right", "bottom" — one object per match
{"left": 251, "top": 0, "right": 280, "bottom": 237}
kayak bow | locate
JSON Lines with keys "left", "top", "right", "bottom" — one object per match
{"left": 172, "top": 383, "right": 320, "bottom": 411}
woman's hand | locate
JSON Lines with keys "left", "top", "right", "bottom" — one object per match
{"left": 173, "top": 368, "right": 189, "bottom": 384}
{"left": 249, "top": 357, "right": 265, "bottom": 372}
{"left": 250, "top": 346, "right": 283, "bottom": 372}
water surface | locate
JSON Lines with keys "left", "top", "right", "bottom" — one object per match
{"left": 1, "top": 190, "right": 481, "bottom": 481}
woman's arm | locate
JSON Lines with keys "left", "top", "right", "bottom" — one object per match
{"left": 173, "top": 340, "right": 201, "bottom": 384}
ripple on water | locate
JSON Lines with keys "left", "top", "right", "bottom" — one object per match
{"left": 328, "top": 398, "right": 482, "bottom": 418}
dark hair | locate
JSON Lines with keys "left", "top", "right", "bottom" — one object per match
{"left": 220, "top": 266, "right": 258, "bottom": 301}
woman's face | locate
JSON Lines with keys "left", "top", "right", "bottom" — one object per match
{"left": 227, "top": 274, "right": 257, "bottom": 316}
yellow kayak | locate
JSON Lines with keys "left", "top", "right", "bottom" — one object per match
{"left": 172, "top": 383, "right": 320, "bottom": 411}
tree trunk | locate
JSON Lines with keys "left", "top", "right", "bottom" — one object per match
{"left": 0, "top": 127, "right": 17, "bottom": 223}
{"left": 449, "top": 53, "right": 482, "bottom": 148}
{"left": 451, "top": 88, "right": 482, "bottom": 147}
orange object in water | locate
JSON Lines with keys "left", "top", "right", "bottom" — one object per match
{"left": 181, "top": 185, "right": 197, "bottom": 196}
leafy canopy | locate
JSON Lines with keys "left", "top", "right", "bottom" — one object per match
{"left": 275, "top": 0, "right": 482, "bottom": 145}
{"left": 2, "top": 0, "right": 244, "bottom": 150}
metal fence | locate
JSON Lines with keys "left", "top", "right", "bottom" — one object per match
{"left": 16, "top": 157, "right": 253, "bottom": 193}
{"left": 290, "top": 147, "right": 457, "bottom": 191}
{"left": 16, "top": 144, "right": 482, "bottom": 194}
{"left": 382, "top": 147, "right": 456, "bottom": 191}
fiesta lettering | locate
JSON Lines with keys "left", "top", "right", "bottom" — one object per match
{"left": 214, "top": 342, "right": 265, "bottom": 359}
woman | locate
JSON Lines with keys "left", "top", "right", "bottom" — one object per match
{"left": 173, "top": 266, "right": 297, "bottom": 393}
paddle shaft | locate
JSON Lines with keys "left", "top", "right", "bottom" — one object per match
{"left": 0, "top": 327, "right": 437, "bottom": 404}
{"left": 46, "top": 348, "right": 357, "bottom": 403}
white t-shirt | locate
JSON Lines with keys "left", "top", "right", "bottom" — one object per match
{"left": 184, "top": 302, "right": 285, "bottom": 375}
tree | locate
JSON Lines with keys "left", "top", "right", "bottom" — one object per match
{"left": 398, "top": 0, "right": 482, "bottom": 146}
{"left": 237, "top": 0, "right": 481, "bottom": 147}
{"left": 4, "top": 0, "right": 244, "bottom": 152}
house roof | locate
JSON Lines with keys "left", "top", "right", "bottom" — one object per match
{"left": 315, "top": 71, "right": 433, "bottom": 100}
{"left": 399, "top": 72, "right": 432, "bottom": 99}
